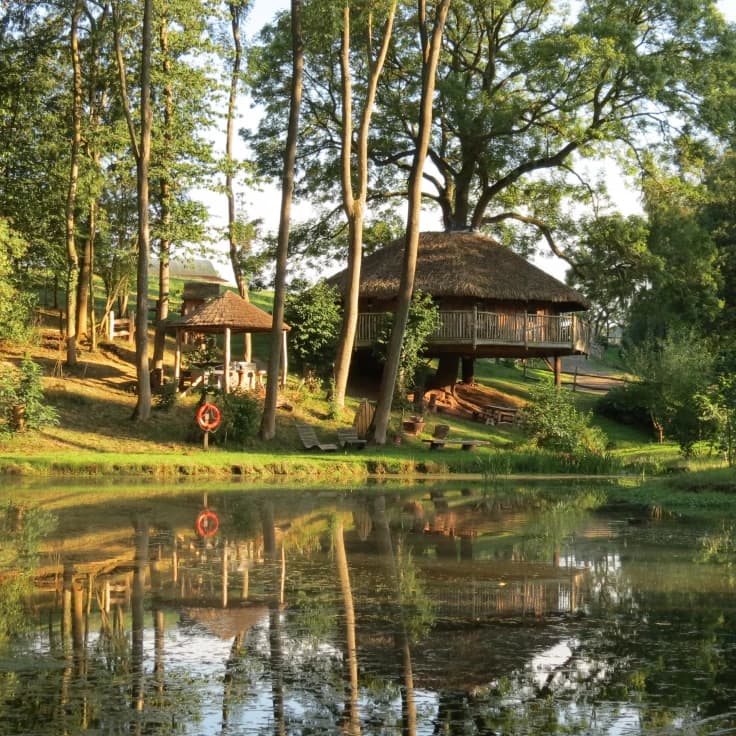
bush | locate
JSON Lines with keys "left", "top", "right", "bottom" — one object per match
{"left": 284, "top": 282, "right": 342, "bottom": 380}
{"left": 519, "top": 380, "right": 607, "bottom": 456}
{"left": 0, "top": 357, "right": 58, "bottom": 435}
{"left": 596, "top": 383, "right": 653, "bottom": 434}
{"left": 0, "top": 219, "right": 36, "bottom": 345}
{"left": 220, "top": 391, "right": 261, "bottom": 447}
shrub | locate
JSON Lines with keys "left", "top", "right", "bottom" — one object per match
{"left": 596, "top": 383, "right": 653, "bottom": 434}
{"left": 220, "top": 391, "right": 261, "bottom": 447}
{"left": 284, "top": 282, "right": 342, "bottom": 380}
{"left": 0, "top": 219, "right": 36, "bottom": 345}
{"left": 0, "top": 357, "right": 58, "bottom": 435}
{"left": 519, "top": 379, "right": 607, "bottom": 456}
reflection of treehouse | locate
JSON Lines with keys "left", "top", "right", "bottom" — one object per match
{"left": 180, "top": 605, "right": 268, "bottom": 639}
{"left": 421, "top": 560, "right": 587, "bottom": 619}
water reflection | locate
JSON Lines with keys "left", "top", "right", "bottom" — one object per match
{"left": 1, "top": 483, "right": 735, "bottom": 735}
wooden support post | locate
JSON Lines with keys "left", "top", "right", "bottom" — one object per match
{"left": 174, "top": 330, "right": 182, "bottom": 386}
{"left": 281, "top": 329, "right": 288, "bottom": 388}
{"left": 554, "top": 356, "right": 562, "bottom": 387}
{"left": 224, "top": 327, "right": 232, "bottom": 393}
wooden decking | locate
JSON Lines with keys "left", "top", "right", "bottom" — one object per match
{"left": 356, "top": 310, "right": 590, "bottom": 355}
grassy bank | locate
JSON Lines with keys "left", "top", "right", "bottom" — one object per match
{"left": 0, "top": 330, "right": 723, "bottom": 481}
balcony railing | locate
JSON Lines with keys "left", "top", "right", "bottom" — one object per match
{"left": 356, "top": 310, "right": 590, "bottom": 354}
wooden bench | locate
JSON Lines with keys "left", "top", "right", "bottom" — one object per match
{"left": 422, "top": 438, "right": 490, "bottom": 451}
{"left": 296, "top": 423, "right": 339, "bottom": 451}
{"left": 337, "top": 427, "right": 367, "bottom": 449}
{"left": 421, "top": 423, "right": 489, "bottom": 450}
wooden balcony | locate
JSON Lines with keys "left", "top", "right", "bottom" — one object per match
{"left": 356, "top": 310, "right": 591, "bottom": 355}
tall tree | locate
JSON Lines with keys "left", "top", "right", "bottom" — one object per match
{"left": 225, "top": 0, "right": 254, "bottom": 361}
{"left": 151, "top": 1, "right": 174, "bottom": 386}
{"left": 565, "top": 213, "right": 652, "bottom": 339}
{"left": 373, "top": 0, "right": 451, "bottom": 444}
{"left": 249, "top": 0, "right": 735, "bottom": 265}
{"left": 260, "top": 0, "right": 304, "bottom": 440}
{"left": 113, "top": 0, "right": 154, "bottom": 419}
{"left": 332, "top": 0, "right": 397, "bottom": 411}
{"left": 150, "top": 0, "right": 215, "bottom": 383}
{"left": 64, "top": 0, "right": 83, "bottom": 367}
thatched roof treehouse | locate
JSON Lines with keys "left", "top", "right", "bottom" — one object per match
{"left": 328, "top": 231, "right": 591, "bottom": 387}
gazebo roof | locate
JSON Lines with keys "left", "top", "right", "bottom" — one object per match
{"left": 328, "top": 231, "right": 589, "bottom": 310}
{"left": 170, "top": 290, "right": 289, "bottom": 333}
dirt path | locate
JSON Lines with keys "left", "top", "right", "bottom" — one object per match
{"left": 560, "top": 355, "right": 627, "bottom": 393}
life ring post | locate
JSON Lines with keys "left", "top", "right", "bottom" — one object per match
{"left": 196, "top": 402, "right": 222, "bottom": 450}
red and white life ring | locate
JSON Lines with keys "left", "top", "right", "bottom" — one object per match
{"left": 196, "top": 402, "right": 222, "bottom": 432}
{"left": 196, "top": 509, "right": 219, "bottom": 538}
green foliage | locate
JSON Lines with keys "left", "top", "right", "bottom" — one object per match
{"left": 0, "top": 219, "right": 36, "bottom": 345}
{"left": 182, "top": 336, "right": 221, "bottom": 369}
{"left": 625, "top": 329, "right": 715, "bottom": 456}
{"left": 519, "top": 379, "right": 607, "bottom": 456}
{"left": 0, "top": 357, "right": 58, "bottom": 436}
{"left": 596, "top": 383, "right": 655, "bottom": 435}
{"left": 566, "top": 213, "right": 652, "bottom": 337}
{"left": 695, "top": 523, "right": 735, "bottom": 585}
{"left": 696, "top": 373, "right": 736, "bottom": 467}
{"left": 220, "top": 391, "right": 262, "bottom": 447}
{"left": 284, "top": 282, "right": 342, "bottom": 380}
{"left": 372, "top": 290, "right": 440, "bottom": 404}
{"left": 0, "top": 501, "right": 57, "bottom": 642}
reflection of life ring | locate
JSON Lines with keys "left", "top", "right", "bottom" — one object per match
{"left": 196, "top": 402, "right": 222, "bottom": 432}
{"left": 196, "top": 509, "right": 219, "bottom": 538}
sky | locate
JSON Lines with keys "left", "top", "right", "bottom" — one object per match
{"left": 205, "top": 0, "right": 736, "bottom": 284}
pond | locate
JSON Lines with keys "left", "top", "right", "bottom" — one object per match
{"left": 1, "top": 479, "right": 735, "bottom": 735}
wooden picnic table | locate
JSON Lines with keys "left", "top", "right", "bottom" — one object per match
{"left": 477, "top": 404, "right": 519, "bottom": 425}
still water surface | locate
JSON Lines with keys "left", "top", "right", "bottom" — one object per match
{"left": 1, "top": 479, "right": 735, "bottom": 735}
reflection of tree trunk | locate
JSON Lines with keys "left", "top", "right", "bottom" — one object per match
{"left": 72, "top": 575, "right": 88, "bottom": 727}
{"left": 154, "top": 608, "right": 165, "bottom": 694}
{"left": 131, "top": 517, "right": 149, "bottom": 718}
{"left": 372, "top": 498, "right": 416, "bottom": 736}
{"left": 334, "top": 520, "right": 361, "bottom": 735}
{"left": 269, "top": 606, "right": 285, "bottom": 736}
{"left": 262, "top": 502, "right": 285, "bottom": 736}
{"left": 222, "top": 541, "right": 229, "bottom": 608}
{"left": 58, "top": 565, "right": 74, "bottom": 729}
{"left": 221, "top": 631, "right": 244, "bottom": 734}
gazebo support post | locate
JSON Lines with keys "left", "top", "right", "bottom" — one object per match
{"left": 224, "top": 327, "right": 232, "bottom": 393}
{"left": 174, "top": 329, "right": 182, "bottom": 387}
{"left": 281, "top": 330, "right": 288, "bottom": 389}
{"left": 553, "top": 356, "right": 562, "bottom": 387}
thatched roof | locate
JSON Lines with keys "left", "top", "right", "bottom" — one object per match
{"left": 170, "top": 290, "right": 289, "bottom": 333}
{"left": 328, "top": 231, "right": 589, "bottom": 310}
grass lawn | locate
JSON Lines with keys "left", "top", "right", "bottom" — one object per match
{"left": 0, "top": 315, "right": 723, "bottom": 479}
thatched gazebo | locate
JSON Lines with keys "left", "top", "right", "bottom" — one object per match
{"left": 169, "top": 290, "right": 289, "bottom": 393}
{"left": 328, "top": 231, "right": 591, "bottom": 385}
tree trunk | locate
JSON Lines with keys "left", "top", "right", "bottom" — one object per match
{"left": 426, "top": 353, "right": 459, "bottom": 390}
{"left": 131, "top": 0, "right": 153, "bottom": 420}
{"left": 260, "top": 0, "right": 304, "bottom": 440}
{"left": 76, "top": 223, "right": 92, "bottom": 339}
{"left": 152, "top": 12, "right": 173, "bottom": 385}
{"left": 372, "top": 0, "right": 452, "bottom": 443}
{"left": 65, "top": 0, "right": 83, "bottom": 367}
{"left": 332, "top": 2, "right": 397, "bottom": 412}
{"left": 461, "top": 356, "right": 474, "bottom": 384}
{"left": 226, "top": 2, "right": 252, "bottom": 362}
